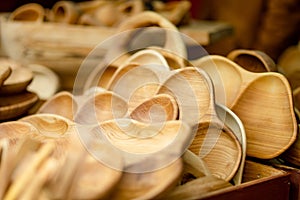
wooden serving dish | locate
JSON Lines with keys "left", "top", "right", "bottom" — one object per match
{"left": 193, "top": 55, "right": 297, "bottom": 159}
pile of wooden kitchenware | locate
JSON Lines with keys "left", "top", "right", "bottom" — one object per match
{"left": 0, "top": 2, "right": 299, "bottom": 200}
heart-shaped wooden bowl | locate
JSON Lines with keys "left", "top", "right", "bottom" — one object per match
{"left": 194, "top": 55, "right": 297, "bottom": 159}
{"left": 157, "top": 67, "right": 242, "bottom": 181}
{"left": 227, "top": 49, "right": 277, "bottom": 72}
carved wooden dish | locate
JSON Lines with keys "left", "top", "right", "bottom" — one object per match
{"left": 194, "top": 55, "right": 297, "bottom": 159}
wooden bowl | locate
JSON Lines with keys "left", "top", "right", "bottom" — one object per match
{"left": 215, "top": 103, "right": 246, "bottom": 185}
{"left": 75, "top": 91, "right": 128, "bottom": 125}
{"left": 0, "top": 67, "right": 33, "bottom": 95}
{"left": 278, "top": 45, "right": 300, "bottom": 89}
{"left": 0, "top": 65, "right": 11, "bottom": 87}
{"left": 157, "top": 67, "right": 242, "bottom": 181}
{"left": 38, "top": 91, "right": 75, "bottom": 120}
{"left": 26, "top": 64, "right": 60, "bottom": 100}
{"left": 0, "top": 91, "right": 38, "bottom": 121}
{"left": 194, "top": 55, "right": 297, "bottom": 159}
{"left": 227, "top": 49, "right": 277, "bottom": 72}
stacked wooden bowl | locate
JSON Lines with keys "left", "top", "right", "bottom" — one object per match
{"left": 0, "top": 59, "right": 38, "bottom": 121}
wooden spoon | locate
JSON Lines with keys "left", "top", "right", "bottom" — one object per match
{"left": 0, "top": 65, "right": 11, "bottom": 87}
{"left": 0, "top": 67, "right": 33, "bottom": 95}
{"left": 38, "top": 91, "right": 76, "bottom": 120}
{"left": 9, "top": 3, "right": 45, "bottom": 22}
{"left": 194, "top": 55, "right": 297, "bottom": 159}
{"left": 227, "top": 49, "right": 277, "bottom": 72}
{"left": 129, "top": 93, "right": 178, "bottom": 123}
{"left": 157, "top": 67, "right": 242, "bottom": 181}
{"left": 0, "top": 91, "right": 38, "bottom": 121}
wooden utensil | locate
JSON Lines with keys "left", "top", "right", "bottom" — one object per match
{"left": 215, "top": 103, "right": 246, "bottom": 185}
{"left": 129, "top": 93, "right": 178, "bottom": 123}
{"left": 38, "top": 91, "right": 75, "bottom": 120}
{"left": 0, "top": 66, "right": 11, "bottom": 87}
{"left": 49, "top": 1, "right": 79, "bottom": 24}
{"left": 194, "top": 55, "right": 297, "bottom": 159}
{"left": 75, "top": 91, "right": 128, "bottom": 125}
{"left": 9, "top": 3, "right": 44, "bottom": 22}
{"left": 0, "top": 67, "right": 33, "bottom": 95}
{"left": 157, "top": 67, "right": 241, "bottom": 181}
{"left": 0, "top": 91, "right": 38, "bottom": 121}
{"left": 227, "top": 49, "right": 277, "bottom": 72}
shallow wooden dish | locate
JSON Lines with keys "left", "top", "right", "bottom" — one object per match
{"left": 194, "top": 55, "right": 297, "bottom": 159}
{"left": 0, "top": 91, "right": 38, "bottom": 121}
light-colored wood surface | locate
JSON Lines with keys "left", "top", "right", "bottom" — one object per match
{"left": 193, "top": 55, "right": 297, "bottom": 159}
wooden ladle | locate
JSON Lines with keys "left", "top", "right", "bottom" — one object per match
{"left": 157, "top": 67, "right": 242, "bottom": 181}
{"left": 194, "top": 55, "right": 297, "bottom": 159}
